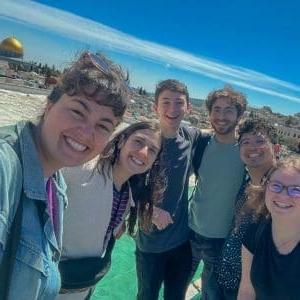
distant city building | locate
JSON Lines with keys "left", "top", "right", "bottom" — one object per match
{"left": 0, "top": 36, "right": 24, "bottom": 59}
{"left": 277, "top": 124, "right": 300, "bottom": 142}
{"left": 0, "top": 36, "right": 37, "bottom": 83}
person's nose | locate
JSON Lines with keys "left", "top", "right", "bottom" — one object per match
{"left": 169, "top": 102, "right": 179, "bottom": 113}
{"left": 137, "top": 145, "right": 149, "bottom": 160}
{"left": 79, "top": 123, "right": 95, "bottom": 141}
{"left": 218, "top": 110, "right": 227, "bottom": 118}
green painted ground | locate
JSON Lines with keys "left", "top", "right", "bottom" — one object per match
{"left": 92, "top": 187, "right": 202, "bottom": 300}
{"left": 92, "top": 234, "right": 202, "bottom": 300}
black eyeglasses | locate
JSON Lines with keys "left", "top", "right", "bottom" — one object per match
{"left": 239, "top": 137, "right": 269, "bottom": 148}
{"left": 267, "top": 180, "right": 300, "bottom": 198}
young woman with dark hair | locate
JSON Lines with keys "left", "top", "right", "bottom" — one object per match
{"left": 58, "top": 121, "right": 164, "bottom": 300}
{"left": 0, "top": 51, "right": 130, "bottom": 300}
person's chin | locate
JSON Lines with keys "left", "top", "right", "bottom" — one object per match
{"left": 127, "top": 158, "right": 146, "bottom": 175}
{"left": 215, "top": 127, "right": 232, "bottom": 135}
{"left": 168, "top": 119, "right": 181, "bottom": 128}
{"left": 161, "top": 122, "right": 179, "bottom": 132}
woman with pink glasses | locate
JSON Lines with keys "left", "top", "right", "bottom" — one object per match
{"left": 238, "top": 156, "right": 300, "bottom": 300}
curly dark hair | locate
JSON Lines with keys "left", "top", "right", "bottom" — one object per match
{"left": 237, "top": 116, "right": 278, "bottom": 144}
{"left": 206, "top": 85, "right": 247, "bottom": 117}
{"left": 48, "top": 51, "right": 130, "bottom": 119}
{"left": 154, "top": 79, "right": 189, "bottom": 104}
{"left": 95, "top": 121, "right": 166, "bottom": 234}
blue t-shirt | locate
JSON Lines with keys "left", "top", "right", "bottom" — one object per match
{"left": 136, "top": 126, "right": 199, "bottom": 253}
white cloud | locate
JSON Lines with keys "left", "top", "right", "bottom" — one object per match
{"left": 1, "top": 0, "right": 300, "bottom": 104}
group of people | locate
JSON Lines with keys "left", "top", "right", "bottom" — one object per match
{"left": 0, "top": 51, "right": 299, "bottom": 300}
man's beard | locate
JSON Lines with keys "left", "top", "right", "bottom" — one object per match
{"left": 211, "top": 121, "right": 237, "bottom": 135}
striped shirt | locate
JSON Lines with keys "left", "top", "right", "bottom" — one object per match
{"left": 104, "top": 182, "right": 129, "bottom": 243}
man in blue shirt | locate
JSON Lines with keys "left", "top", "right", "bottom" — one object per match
{"left": 135, "top": 79, "right": 200, "bottom": 300}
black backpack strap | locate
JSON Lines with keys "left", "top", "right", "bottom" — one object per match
{"left": 192, "top": 132, "right": 211, "bottom": 178}
{"left": 179, "top": 126, "right": 211, "bottom": 176}
{"left": 184, "top": 129, "right": 211, "bottom": 201}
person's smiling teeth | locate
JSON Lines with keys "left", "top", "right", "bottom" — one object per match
{"left": 274, "top": 201, "right": 292, "bottom": 209}
{"left": 131, "top": 156, "right": 144, "bottom": 165}
{"left": 249, "top": 153, "right": 260, "bottom": 158}
{"left": 66, "top": 137, "right": 87, "bottom": 152}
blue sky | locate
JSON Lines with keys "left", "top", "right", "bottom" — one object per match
{"left": 1, "top": 0, "right": 300, "bottom": 115}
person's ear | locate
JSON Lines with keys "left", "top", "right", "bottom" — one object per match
{"left": 44, "top": 100, "right": 54, "bottom": 118}
{"left": 152, "top": 103, "right": 158, "bottom": 114}
{"left": 117, "top": 135, "right": 125, "bottom": 149}
{"left": 187, "top": 103, "right": 192, "bottom": 113}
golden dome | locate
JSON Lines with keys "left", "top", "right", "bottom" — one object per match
{"left": 0, "top": 37, "right": 24, "bottom": 56}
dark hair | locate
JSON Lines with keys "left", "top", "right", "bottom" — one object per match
{"left": 128, "top": 163, "right": 166, "bottom": 235}
{"left": 97, "top": 121, "right": 162, "bottom": 177}
{"left": 240, "top": 155, "right": 300, "bottom": 222}
{"left": 48, "top": 51, "right": 130, "bottom": 119}
{"left": 95, "top": 121, "right": 165, "bottom": 233}
{"left": 237, "top": 117, "right": 278, "bottom": 144}
{"left": 154, "top": 79, "right": 189, "bottom": 104}
{"left": 206, "top": 85, "right": 247, "bottom": 117}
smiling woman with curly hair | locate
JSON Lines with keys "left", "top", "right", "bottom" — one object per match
{"left": 238, "top": 156, "right": 300, "bottom": 300}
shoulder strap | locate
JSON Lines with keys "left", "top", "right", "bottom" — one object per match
{"left": 180, "top": 126, "right": 211, "bottom": 178}
{"left": 192, "top": 132, "right": 211, "bottom": 178}
{"left": 184, "top": 129, "right": 211, "bottom": 201}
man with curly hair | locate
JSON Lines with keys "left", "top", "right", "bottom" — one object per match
{"left": 189, "top": 86, "right": 247, "bottom": 299}
{"left": 215, "top": 117, "right": 277, "bottom": 299}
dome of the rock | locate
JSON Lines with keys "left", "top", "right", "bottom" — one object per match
{"left": 0, "top": 37, "right": 24, "bottom": 58}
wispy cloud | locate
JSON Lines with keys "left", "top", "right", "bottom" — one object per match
{"left": 1, "top": 0, "right": 300, "bottom": 104}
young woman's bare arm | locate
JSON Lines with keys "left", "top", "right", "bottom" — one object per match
{"left": 237, "top": 245, "right": 256, "bottom": 300}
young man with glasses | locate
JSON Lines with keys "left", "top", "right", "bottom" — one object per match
{"left": 189, "top": 86, "right": 247, "bottom": 300}
{"left": 215, "top": 117, "right": 277, "bottom": 299}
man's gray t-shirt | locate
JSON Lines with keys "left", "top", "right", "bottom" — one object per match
{"left": 189, "top": 136, "right": 244, "bottom": 238}
{"left": 136, "top": 127, "right": 198, "bottom": 253}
